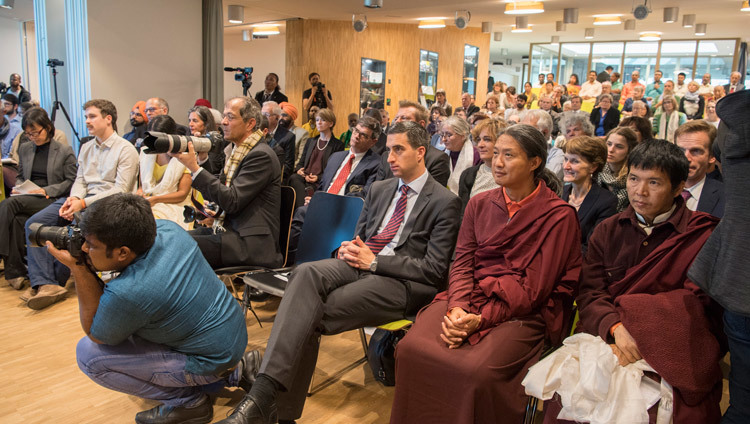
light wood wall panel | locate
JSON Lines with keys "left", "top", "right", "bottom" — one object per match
{"left": 285, "top": 19, "right": 490, "bottom": 127}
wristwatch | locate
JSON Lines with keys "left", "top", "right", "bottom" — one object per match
{"left": 369, "top": 256, "right": 378, "bottom": 273}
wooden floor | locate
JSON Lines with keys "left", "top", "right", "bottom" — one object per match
{"left": 0, "top": 273, "right": 732, "bottom": 424}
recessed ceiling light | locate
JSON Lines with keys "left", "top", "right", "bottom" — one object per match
{"left": 505, "top": 1, "right": 544, "bottom": 15}
{"left": 418, "top": 19, "right": 446, "bottom": 29}
{"left": 742, "top": 1, "right": 750, "bottom": 12}
{"left": 252, "top": 25, "right": 280, "bottom": 36}
{"left": 593, "top": 14, "right": 622, "bottom": 25}
{"left": 639, "top": 31, "right": 662, "bottom": 41}
{"left": 511, "top": 25, "right": 533, "bottom": 33}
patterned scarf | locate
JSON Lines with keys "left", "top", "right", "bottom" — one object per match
{"left": 213, "top": 129, "right": 263, "bottom": 233}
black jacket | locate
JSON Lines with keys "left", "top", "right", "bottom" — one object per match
{"left": 563, "top": 182, "right": 618, "bottom": 254}
{"left": 254, "top": 88, "right": 288, "bottom": 105}
{"left": 589, "top": 106, "right": 621, "bottom": 136}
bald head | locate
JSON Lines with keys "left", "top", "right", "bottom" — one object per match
{"left": 145, "top": 97, "right": 169, "bottom": 120}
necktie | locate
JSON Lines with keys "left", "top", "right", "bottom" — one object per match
{"left": 366, "top": 185, "right": 410, "bottom": 255}
{"left": 681, "top": 189, "right": 691, "bottom": 201}
{"left": 730, "top": 86, "right": 736, "bottom": 93}
{"left": 328, "top": 154, "right": 355, "bottom": 194}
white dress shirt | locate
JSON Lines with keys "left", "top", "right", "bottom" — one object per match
{"left": 683, "top": 176, "right": 706, "bottom": 212}
{"left": 70, "top": 132, "right": 139, "bottom": 205}
{"left": 326, "top": 151, "right": 366, "bottom": 194}
{"left": 375, "top": 169, "right": 429, "bottom": 256}
{"left": 579, "top": 80, "right": 602, "bottom": 98}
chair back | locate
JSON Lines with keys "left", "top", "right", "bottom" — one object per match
{"left": 296, "top": 192, "right": 364, "bottom": 264}
{"left": 278, "top": 185, "right": 296, "bottom": 267}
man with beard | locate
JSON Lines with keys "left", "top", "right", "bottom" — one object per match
{"left": 123, "top": 101, "right": 148, "bottom": 145}
{"left": 1, "top": 73, "right": 32, "bottom": 103}
{"left": 278, "top": 102, "right": 308, "bottom": 169}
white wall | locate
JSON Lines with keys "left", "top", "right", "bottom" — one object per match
{"left": 0, "top": 16, "right": 24, "bottom": 93}
{"left": 223, "top": 32, "right": 286, "bottom": 103}
{"left": 87, "top": 0, "right": 202, "bottom": 133}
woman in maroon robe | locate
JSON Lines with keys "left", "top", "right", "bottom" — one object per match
{"left": 390, "top": 124, "right": 582, "bottom": 424}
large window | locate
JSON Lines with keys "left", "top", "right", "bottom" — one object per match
{"left": 419, "top": 49, "right": 438, "bottom": 107}
{"left": 591, "top": 42, "right": 624, "bottom": 75}
{"left": 623, "top": 41, "right": 658, "bottom": 84}
{"left": 530, "top": 44, "right": 559, "bottom": 85}
{"left": 695, "top": 40, "right": 736, "bottom": 86}
{"left": 559, "top": 43, "right": 590, "bottom": 86}
{"left": 462, "top": 44, "right": 479, "bottom": 95}
{"left": 659, "top": 40, "right": 696, "bottom": 84}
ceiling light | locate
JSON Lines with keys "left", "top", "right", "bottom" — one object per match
{"left": 227, "top": 5, "right": 244, "bottom": 24}
{"left": 364, "top": 0, "right": 383, "bottom": 8}
{"left": 695, "top": 23, "right": 707, "bottom": 35}
{"left": 624, "top": 19, "right": 636, "bottom": 30}
{"left": 418, "top": 19, "right": 446, "bottom": 29}
{"left": 682, "top": 14, "right": 695, "bottom": 27}
{"left": 563, "top": 8, "right": 579, "bottom": 24}
{"left": 511, "top": 26, "right": 533, "bottom": 33}
{"left": 556, "top": 21, "right": 566, "bottom": 31}
{"left": 501, "top": 48, "right": 510, "bottom": 56}
{"left": 0, "top": 0, "right": 13, "bottom": 9}
{"left": 252, "top": 25, "right": 280, "bottom": 36}
{"left": 242, "top": 30, "right": 251, "bottom": 42}
{"left": 551, "top": 36, "right": 560, "bottom": 45}
{"left": 585, "top": 28, "right": 595, "bottom": 39}
{"left": 481, "top": 22, "right": 492, "bottom": 33}
{"left": 493, "top": 31, "right": 503, "bottom": 41}
{"left": 742, "top": 1, "right": 750, "bottom": 11}
{"left": 639, "top": 31, "right": 662, "bottom": 41}
{"left": 505, "top": 1, "right": 544, "bottom": 15}
{"left": 593, "top": 15, "right": 622, "bottom": 25}
{"left": 663, "top": 7, "right": 679, "bottom": 23}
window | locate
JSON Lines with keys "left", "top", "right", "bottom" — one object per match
{"left": 695, "top": 40, "right": 737, "bottom": 86}
{"left": 591, "top": 42, "right": 624, "bottom": 75}
{"left": 623, "top": 41, "right": 658, "bottom": 84}
{"left": 419, "top": 50, "right": 438, "bottom": 107}
{"left": 559, "top": 43, "right": 590, "bottom": 87}
{"left": 360, "top": 58, "right": 386, "bottom": 114}
{"left": 658, "top": 40, "right": 696, "bottom": 83}
{"left": 462, "top": 44, "right": 479, "bottom": 96}
{"left": 530, "top": 44, "right": 559, "bottom": 85}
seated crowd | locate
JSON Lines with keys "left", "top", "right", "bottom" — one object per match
{"left": 0, "top": 69, "right": 748, "bottom": 424}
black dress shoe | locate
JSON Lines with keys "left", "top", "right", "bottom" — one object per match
{"left": 239, "top": 350, "right": 262, "bottom": 392}
{"left": 215, "top": 394, "right": 277, "bottom": 424}
{"left": 134, "top": 399, "right": 213, "bottom": 424}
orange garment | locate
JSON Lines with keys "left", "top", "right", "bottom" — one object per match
{"left": 503, "top": 181, "right": 542, "bottom": 218}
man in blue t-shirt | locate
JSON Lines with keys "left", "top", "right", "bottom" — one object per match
{"left": 45, "top": 194, "right": 256, "bottom": 424}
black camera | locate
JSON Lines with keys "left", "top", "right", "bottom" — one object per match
{"left": 315, "top": 82, "right": 325, "bottom": 89}
{"left": 142, "top": 131, "right": 223, "bottom": 154}
{"left": 183, "top": 202, "right": 220, "bottom": 224}
{"left": 28, "top": 223, "right": 85, "bottom": 258}
{"left": 47, "top": 58, "right": 65, "bottom": 67}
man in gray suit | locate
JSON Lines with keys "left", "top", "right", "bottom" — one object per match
{"left": 723, "top": 71, "right": 745, "bottom": 94}
{"left": 218, "top": 121, "right": 462, "bottom": 424}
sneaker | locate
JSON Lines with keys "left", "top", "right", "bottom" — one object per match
{"left": 27, "top": 284, "right": 68, "bottom": 310}
{"left": 134, "top": 397, "right": 213, "bottom": 424}
{"left": 6, "top": 276, "right": 28, "bottom": 290}
{"left": 20, "top": 287, "right": 38, "bottom": 303}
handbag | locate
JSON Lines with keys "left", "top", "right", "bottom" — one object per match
{"left": 366, "top": 328, "right": 406, "bottom": 386}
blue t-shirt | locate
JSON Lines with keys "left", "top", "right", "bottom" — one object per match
{"left": 90, "top": 220, "right": 247, "bottom": 376}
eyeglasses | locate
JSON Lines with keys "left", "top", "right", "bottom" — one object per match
{"left": 440, "top": 132, "right": 455, "bottom": 138}
{"left": 26, "top": 128, "right": 45, "bottom": 138}
{"left": 144, "top": 107, "right": 159, "bottom": 113}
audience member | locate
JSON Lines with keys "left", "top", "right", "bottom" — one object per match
{"left": 688, "top": 91, "right": 750, "bottom": 424}
{"left": 46, "top": 194, "right": 250, "bottom": 424}
{"left": 302, "top": 72, "right": 334, "bottom": 112}
{"left": 487, "top": 81, "right": 503, "bottom": 98}
{"left": 593, "top": 81, "right": 613, "bottom": 107}
{"left": 454, "top": 107, "right": 467, "bottom": 121}
{"left": 218, "top": 121, "right": 462, "bottom": 424}
{"left": 123, "top": 101, "right": 148, "bottom": 145}
{"left": 144, "top": 97, "right": 189, "bottom": 135}
{"left": 1, "top": 105, "right": 23, "bottom": 194}
{"left": 543, "top": 81, "right": 555, "bottom": 97}
{"left": 674, "top": 72, "right": 689, "bottom": 98}
{"left": 363, "top": 108, "right": 388, "bottom": 155}
{"left": 619, "top": 116, "right": 653, "bottom": 143}
{"left": 278, "top": 102, "right": 308, "bottom": 168}
{"left": 610, "top": 72, "right": 623, "bottom": 95}
{"left": 505, "top": 93, "right": 527, "bottom": 122}
{"left": 427, "top": 104, "right": 446, "bottom": 137}
{"left": 482, "top": 94, "right": 502, "bottom": 117}
{"left": 645, "top": 70, "right": 664, "bottom": 102}
{"left": 622, "top": 86, "right": 650, "bottom": 114}
{"left": 620, "top": 71, "right": 644, "bottom": 105}
{"left": 723, "top": 71, "right": 744, "bottom": 94}
{"left": 566, "top": 73, "right": 581, "bottom": 96}
{"left": 567, "top": 95, "right": 588, "bottom": 118}
{"left": 290, "top": 108, "right": 344, "bottom": 207}
{"left": 561, "top": 136, "right": 617, "bottom": 253}
{"left": 597, "top": 66, "right": 613, "bottom": 84}
{"left": 674, "top": 120, "right": 725, "bottom": 217}
{"left": 1, "top": 73, "right": 31, "bottom": 103}
{"left": 0, "top": 108, "right": 76, "bottom": 290}
{"left": 301, "top": 105, "right": 320, "bottom": 139}
{"left": 23, "top": 99, "right": 139, "bottom": 310}
{"left": 338, "top": 112, "right": 359, "bottom": 148}
{"left": 535, "top": 73, "right": 546, "bottom": 88}
{"left": 262, "top": 101, "right": 295, "bottom": 181}
{"left": 391, "top": 124, "right": 581, "bottom": 424}
{"left": 654, "top": 80, "right": 677, "bottom": 110}
{"left": 565, "top": 139, "right": 723, "bottom": 423}
{"left": 713, "top": 85, "right": 726, "bottom": 103}
{"left": 434, "top": 88, "right": 453, "bottom": 116}
{"left": 547, "top": 73, "right": 556, "bottom": 85}
{"left": 580, "top": 71, "right": 602, "bottom": 100}
{"left": 457, "top": 119, "right": 506, "bottom": 211}
{"left": 589, "top": 93, "right": 621, "bottom": 139}
{"left": 630, "top": 100, "right": 650, "bottom": 120}
{"left": 537, "top": 96, "right": 561, "bottom": 136}
{"left": 597, "top": 127, "right": 639, "bottom": 212}
{"left": 189, "top": 105, "right": 225, "bottom": 177}
{"left": 461, "top": 93, "right": 480, "bottom": 118}
{"left": 2, "top": 93, "right": 21, "bottom": 126}
{"left": 441, "top": 116, "right": 482, "bottom": 195}
{"left": 376, "top": 100, "right": 450, "bottom": 186}
{"left": 138, "top": 115, "right": 192, "bottom": 229}
{"left": 254, "top": 72, "right": 288, "bottom": 105}
{"left": 705, "top": 100, "right": 720, "bottom": 128}
{"left": 698, "top": 73, "right": 713, "bottom": 100}
{"left": 501, "top": 86, "right": 517, "bottom": 110}
{"left": 521, "top": 109, "right": 563, "bottom": 180}
{"left": 551, "top": 85, "right": 568, "bottom": 113}
{"left": 680, "top": 81, "right": 706, "bottom": 120}
{"left": 653, "top": 95, "right": 687, "bottom": 142}
{"left": 174, "top": 96, "right": 283, "bottom": 269}
{"left": 523, "top": 82, "right": 538, "bottom": 108}
{"left": 560, "top": 112, "right": 595, "bottom": 143}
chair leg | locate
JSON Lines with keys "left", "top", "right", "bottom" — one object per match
{"left": 523, "top": 396, "right": 539, "bottom": 424}
{"left": 359, "top": 328, "right": 369, "bottom": 358}
{"left": 242, "top": 285, "right": 263, "bottom": 328}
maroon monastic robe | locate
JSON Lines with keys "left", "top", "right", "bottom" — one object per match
{"left": 391, "top": 183, "right": 582, "bottom": 424}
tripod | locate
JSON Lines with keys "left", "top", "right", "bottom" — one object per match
{"left": 49, "top": 65, "right": 81, "bottom": 145}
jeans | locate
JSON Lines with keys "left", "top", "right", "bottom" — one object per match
{"left": 25, "top": 198, "right": 71, "bottom": 288}
{"left": 76, "top": 336, "right": 242, "bottom": 407}
{"left": 723, "top": 309, "right": 750, "bottom": 423}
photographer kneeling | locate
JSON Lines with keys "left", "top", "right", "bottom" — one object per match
{"left": 44, "top": 193, "right": 256, "bottom": 424}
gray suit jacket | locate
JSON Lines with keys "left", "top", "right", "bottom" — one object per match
{"left": 16, "top": 140, "right": 77, "bottom": 199}
{"left": 723, "top": 83, "right": 744, "bottom": 93}
{"left": 688, "top": 90, "right": 750, "bottom": 315}
{"left": 356, "top": 174, "right": 461, "bottom": 314}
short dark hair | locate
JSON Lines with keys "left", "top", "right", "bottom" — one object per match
{"left": 83, "top": 99, "right": 118, "bottom": 132}
{"left": 605, "top": 66, "right": 613, "bottom": 70}
{"left": 21, "top": 107, "right": 55, "bottom": 141}
{"left": 79, "top": 193, "right": 156, "bottom": 256}
{"left": 388, "top": 120, "right": 429, "bottom": 149}
{"left": 19, "top": 102, "right": 34, "bottom": 114}
{"left": 627, "top": 139, "right": 689, "bottom": 189}
{"left": 674, "top": 119, "right": 717, "bottom": 155}
{"left": 678, "top": 72, "right": 686, "bottom": 77}
{"left": 308, "top": 72, "right": 320, "bottom": 80}
{"left": 357, "top": 115, "right": 381, "bottom": 139}
{"left": 2, "top": 93, "right": 19, "bottom": 106}
{"left": 619, "top": 116, "right": 652, "bottom": 141}
{"left": 146, "top": 114, "right": 177, "bottom": 134}
{"left": 517, "top": 93, "right": 528, "bottom": 102}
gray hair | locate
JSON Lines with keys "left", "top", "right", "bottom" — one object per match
{"left": 226, "top": 96, "right": 262, "bottom": 127}
{"left": 599, "top": 93, "right": 614, "bottom": 103}
{"left": 560, "top": 112, "right": 595, "bottom": 137}
{"left": 601, "top": 81, "right": 612, "bottom": 87}
{"left": 520, "top": 109, "right": 553, "bottom": 138}
{"left": 388, "top": 120, "right": 429, "bottom": 149}
{"left": 262, "top": 101, "right": 283, "bottom": 116}
{"left": 441, "top": 115, "right": 471, "bottom": 139}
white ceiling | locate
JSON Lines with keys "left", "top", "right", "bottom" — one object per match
{"left": 0, "top": 0, "right": 34, "bottom": 22}
{"left": 222, "top": 0, "right": 749, "bottom": 59}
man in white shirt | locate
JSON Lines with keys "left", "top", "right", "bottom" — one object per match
{"left": 23, "top": 99, "right": 139, "bottom": 310}
{"left": 698, "top": 73, "right": 714, "bottom": 100}
{"left": 579, "top": 71, "right": 602, "bottom": 100}
{"left": 674, "top": 72, "right": 689, "bottom": 98}
{"left": 675, "top": 120, "right": 724, "bottom": 218}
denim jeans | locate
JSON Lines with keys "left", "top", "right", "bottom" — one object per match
{"left": 76, "top": 336, "right": 242, "bottom": 407}
{"left": 25, "top": 198, "right": 71, "bottom": 288}
{"left": 723, "top": 309, "right": 750, "bottom": 423}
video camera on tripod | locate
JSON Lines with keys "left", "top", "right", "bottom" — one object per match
{"left": 224, "top": 66, "right": 254, "bottom": 96}
{"left": 46, "top": 58, "right": 82, "bottom": 145}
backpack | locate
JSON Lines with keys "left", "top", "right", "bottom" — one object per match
{"left": 366, "top": 328, "right": 406, "bottom": 386}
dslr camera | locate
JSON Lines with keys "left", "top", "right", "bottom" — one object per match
{"left": 183, "top": 202, "right": 220, "bottom": 224}
{"left": 28, "top": 223, "right": 85, "bottom": 259}
{"left": 315, "top": 81, "right": 325, "bottom": 89}
{"left": 47, "top": 58, "right": 65, "bottom": 67}
{"left": 142, "top": 131, "right": 223, "bottom": 154}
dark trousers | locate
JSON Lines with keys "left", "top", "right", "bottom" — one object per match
{"left": 286, "top": 204, "right": 308, "bottom": 264}
{"left": 2, "top": 165, "right": 18, "bottom": 197}
{"left": 259, "top": 258, "right": 409, "bottom": 420}
{"left": 723, "top": 309, "right": 750, "bottom": 423}
{"left": 0, "top": 195, "right": 55, "bottom": 278}
{"left": 287, "top": 174, "right": 318, "bottom": 208}
{"left": 189, "top": 226, "right": 224, "bottom": 268}
{"left": 26, "top": 197, "right": 72, "bottom": 287}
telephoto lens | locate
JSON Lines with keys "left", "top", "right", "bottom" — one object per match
{"left": 27, "top": 223, "right": 86, "bottom": 258}
{"left": 141, "top": 131, "right": 222, "bottom": 154}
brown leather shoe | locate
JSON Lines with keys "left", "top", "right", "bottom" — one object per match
{"left": 27, "top": 284, "right": 67, "bottom": 310}
{"left": 6, "top": 276, "right": 28, "bottom": 290}
{"left": 20, "top": 287, "right": 38, "bottom": 303}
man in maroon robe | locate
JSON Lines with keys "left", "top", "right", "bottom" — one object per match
{"left": 548, "top": 139, "right": 724, "bottom": 423}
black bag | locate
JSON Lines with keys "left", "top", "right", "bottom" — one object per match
{"left": 367, "top": 328, "right": 405, "bottom": 386}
